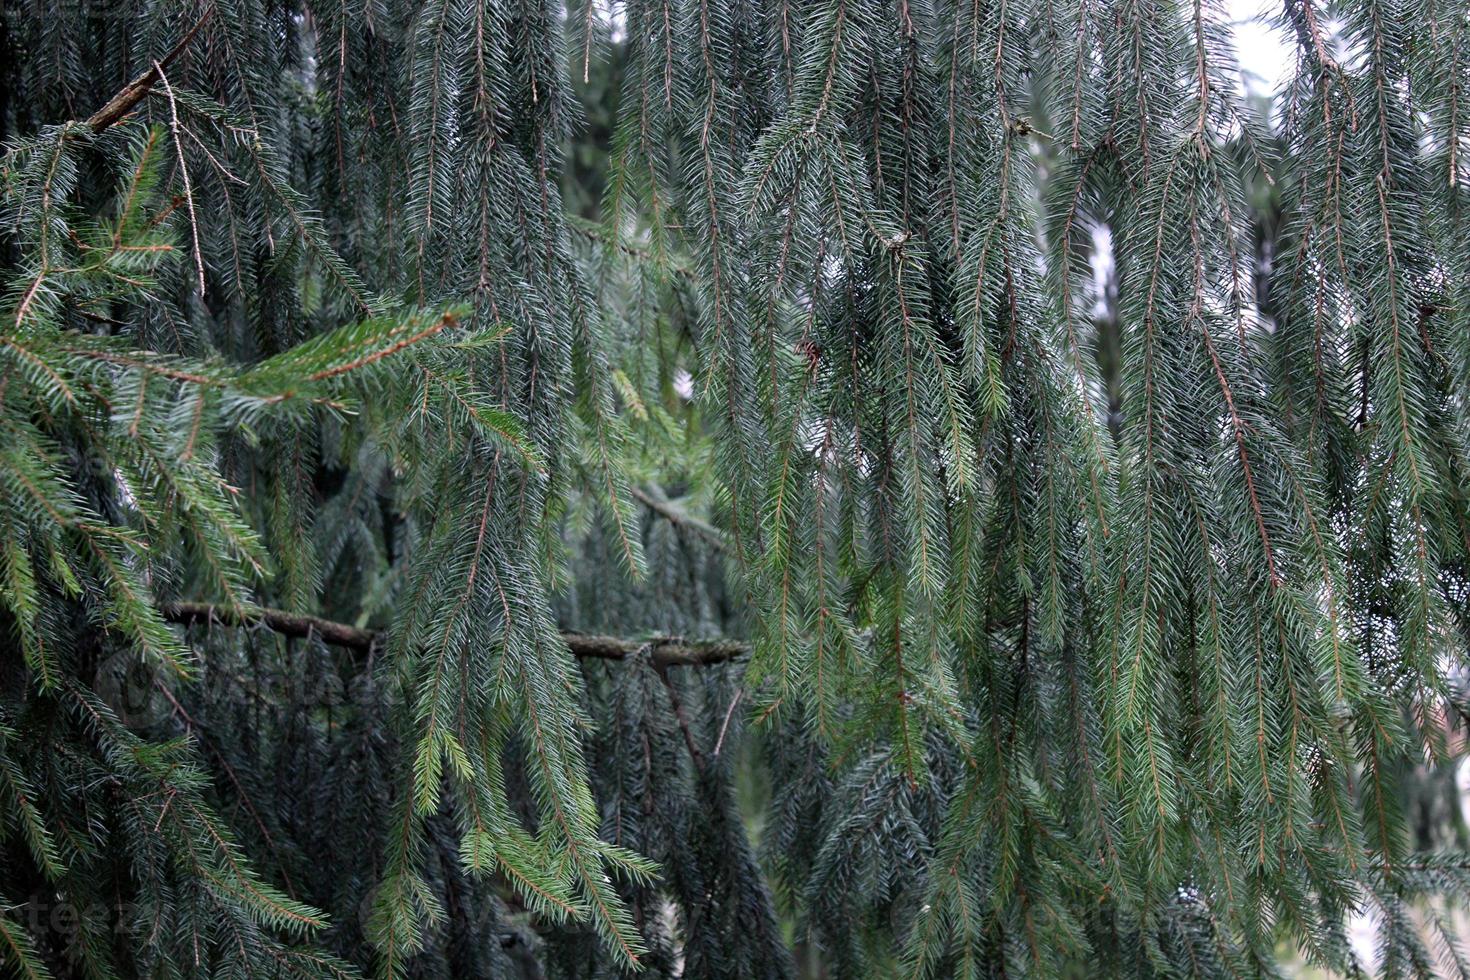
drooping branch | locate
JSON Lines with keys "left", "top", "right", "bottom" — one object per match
{"left": 161, "top": 601, "right": 748, "bottom": 668}
{"left": 655, "top": 664, "right": 707, "bottom": 772}
{"left": 1283, "top": 0, "right": 1343, "bottom": 76}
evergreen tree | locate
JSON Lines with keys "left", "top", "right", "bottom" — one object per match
{"left": 0, "top": 0, "right": 1468, "bottom": 977}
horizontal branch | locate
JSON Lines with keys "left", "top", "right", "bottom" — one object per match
{"left": 559, "top": 631, "right": 747, "bottom": 667}
{"left": 164, "top": 601, "right": 375, "bottom": 649}
{"left": 161, "top": 602, "right": 747, "bottom": 668}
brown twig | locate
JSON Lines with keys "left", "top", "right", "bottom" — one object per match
{"left": 85, "top": 12, "right": 212, "bottom": 134}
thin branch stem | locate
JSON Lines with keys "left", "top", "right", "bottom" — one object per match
{"left": 656, "top": 664, "right": 706, "bottom": 772}
{"left": 629, "top": 485, "right": 727, "bottom": 551}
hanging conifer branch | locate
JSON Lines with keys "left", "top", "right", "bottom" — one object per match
{"left": 3, "top": 0, "right": 1470, "bottom": 977}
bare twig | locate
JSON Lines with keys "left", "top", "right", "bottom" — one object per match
{"left": 712, "top": 687, "right": 744, "bottom": 759}
{"left": 153, "top": 59, "right": 206, "bottom": 297}
{"left": 85, "top": 12, "right": 212, "bottom": 134}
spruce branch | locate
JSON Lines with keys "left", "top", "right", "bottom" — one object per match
{"left": 5, "top": 0, "right": 1470, "bottom": 974}
{"left": 655, "top": 663, "right": 706, "bottom": 771}
{"left": 629, "top": 485, "right": 728, "bottom": 551}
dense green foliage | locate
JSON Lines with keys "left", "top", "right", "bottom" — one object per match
{"left": 1, "top": 0, "right": 1468, "bottom": 977}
